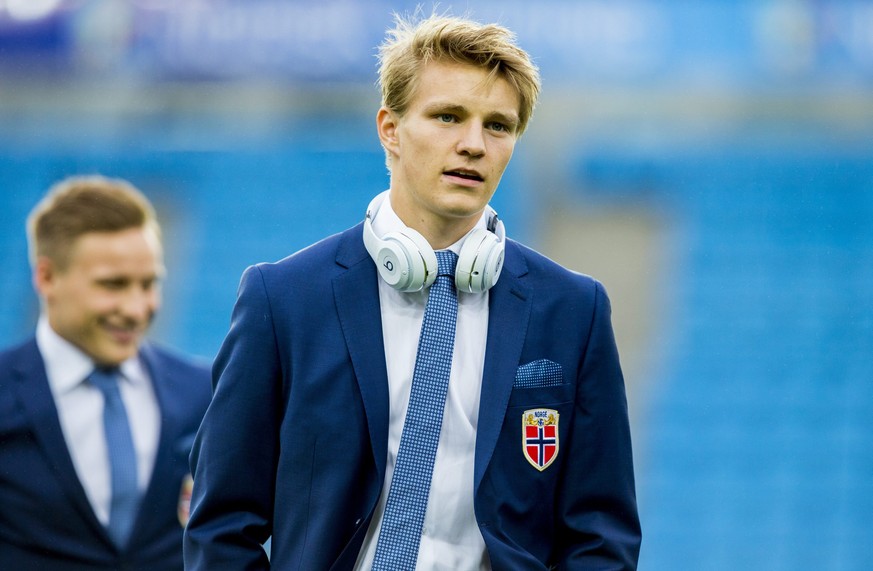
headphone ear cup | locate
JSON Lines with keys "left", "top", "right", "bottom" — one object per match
{"left": 456, "top": 229, "right": 504, "bottom": 293}
{"left": 378, "top": 230, "right": 437, "bottom": 292}
{"left": 362, "top": 192, "right": 438, "bottom": 292}
{"left": 480, "top": 240, "right": 505, "bottom": 291}
{"left": 372, "top": 236, "right": 413, "bottom": 290}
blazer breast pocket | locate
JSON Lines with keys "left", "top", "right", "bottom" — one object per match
{"left": 513, "top": 358, "right": 563, "bottom": 388}
{"left": 508, "top": 359, "right": 573, "bottom": 408}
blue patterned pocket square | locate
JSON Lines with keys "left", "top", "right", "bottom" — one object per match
{"left": 514, "top": 359, "right": 564, "bottom": 388}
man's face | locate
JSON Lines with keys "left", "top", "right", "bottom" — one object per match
{"left": 35, "top": 227, "right": 164, "bottom": 366}
{"left": 379, "top": 59, "right": 521, "bottom": 242}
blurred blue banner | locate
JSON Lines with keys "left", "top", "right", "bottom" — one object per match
{"left": 1, "top": 0, "right": 873, "bottom": 84}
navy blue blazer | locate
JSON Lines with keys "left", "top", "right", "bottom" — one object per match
{"left": 185, "top": 223, "right": 641, "bottom": 570}
{"left": 0, "top": 338, "right": 212, "bottom": 570}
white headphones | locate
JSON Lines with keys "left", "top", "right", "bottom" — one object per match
{"left": 362, "top": 192, "right": 505, "bottom": 294}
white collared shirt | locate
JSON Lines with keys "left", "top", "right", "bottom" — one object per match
{"left": 354, "top": 195, "right": 492, "bottom": 571}
{"left": 36, "top": 316, "right": 160, "bottom": 525}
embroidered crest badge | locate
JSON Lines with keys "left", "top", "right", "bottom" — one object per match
{"left": 523, "top": 408, "right": 559, "bottom": 471}
{"left": 178, "top": 473, "right": 194, "bottom": 527}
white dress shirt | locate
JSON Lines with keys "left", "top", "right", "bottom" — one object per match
{"left": 354, "top": 195, "right": 493, "bottom": 570}
{"left": 36, "top": 316, "right": 160, "bottom": 525}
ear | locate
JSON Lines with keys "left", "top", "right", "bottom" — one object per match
{"left": 33, "top": 256, "right": 57, "bottom": 299}
{"left": 376, "top": 107, "right": 401, "bottom": 157}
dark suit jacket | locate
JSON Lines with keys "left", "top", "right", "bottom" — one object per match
{"left": 0, "top": 338, "right": 212, "bottom": 570}
{"left": 185, "top": 223, "right": 641, "bottom": 570}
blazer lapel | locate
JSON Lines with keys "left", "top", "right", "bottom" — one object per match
{"left": 10, "top": 339, "right": 110, "bottom": 542}
{"left": 475, "top": 242, "right": 531, "bottom": 493}
{"left": 333, "top": 224, "right": 390, "bottom": 484}
{"left": 132, "top": 345, "right": 181, "bottom": 544}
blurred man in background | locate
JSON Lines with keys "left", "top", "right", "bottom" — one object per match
{"left": 0, "top": 176, "right": 212, "bottom": 569}
{"left": 186, "top": 12, "right": 640, "bottom": 570}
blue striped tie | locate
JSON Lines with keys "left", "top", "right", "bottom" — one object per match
{"left": 89, "top": 368, "right": 139, "bottom": 547}
{"left": 371, "top": 250, "right": 459, "bottom": 570}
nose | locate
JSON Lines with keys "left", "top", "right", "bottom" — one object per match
{"left": 457, "top": 122, "right": 486, "bottom": 157}
{"left": 120, "top": 286, "right": 159, "bottom": 323}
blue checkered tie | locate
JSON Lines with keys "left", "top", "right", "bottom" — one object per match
{"left": 89, "top": 368, "right": 139, "bottom": 547}
{"left": 372, "top": 250, "right": 459, "bottom": 570}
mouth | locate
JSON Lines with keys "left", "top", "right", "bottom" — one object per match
{"left": 103, "top": 321, "right": 145, "bottom": 345}
{"left": 444, "top": 168, "right": 484, "bottom": 183}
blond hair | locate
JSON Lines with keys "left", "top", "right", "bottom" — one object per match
{"left": 27, "top": 175, "right": 160, "bottom": 270}
{"left": 378, "top": 12, "right": 541, "bottom": 136}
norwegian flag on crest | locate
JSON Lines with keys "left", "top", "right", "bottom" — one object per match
{"left": 522, "top": 408, "right": 559, "bottom": 471}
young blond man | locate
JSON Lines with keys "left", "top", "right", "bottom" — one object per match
{"left": 0, "top": 176, "right": 212, "bottom": 569}
{"left": 186, "top": 13, "right": 640, "bottom": 570}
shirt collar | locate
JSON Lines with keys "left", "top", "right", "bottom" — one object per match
{"left": 36, "top": 315, "right": 147, "bottom": 395}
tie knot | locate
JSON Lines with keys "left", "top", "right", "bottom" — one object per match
{"left": 435, "top": 250, "right": 458, "bottom": 278}
{"left": 89, "top": 367, "right": 122, "bottom": 394}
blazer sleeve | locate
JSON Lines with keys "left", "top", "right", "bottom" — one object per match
{"left": 184, "top": 265, "right": 282, "bottom": 570}
{"left": 557, "top": 280, "right": 642, "bottom": 569}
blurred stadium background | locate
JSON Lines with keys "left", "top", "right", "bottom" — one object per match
{"left": 1, "top": 1, "right": 872, "bottom": 569}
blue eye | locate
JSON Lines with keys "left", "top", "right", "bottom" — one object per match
{"left": 489, "top": 120, "right": 517, "bottom": 133}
